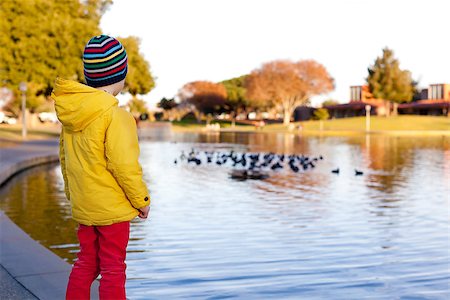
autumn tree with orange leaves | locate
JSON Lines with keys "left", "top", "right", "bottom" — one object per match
{"left": 245, "top": 60, "right": 334, "bottom": 125}
{"left": 178, "top": 81, "right": 228, "bottom": 122}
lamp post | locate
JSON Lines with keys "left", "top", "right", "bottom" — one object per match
{"left": 365, "top": 104, "right": 371, "bottom": 132}
{"left": 19, "top": 82, "right": 27, "bottom": 139}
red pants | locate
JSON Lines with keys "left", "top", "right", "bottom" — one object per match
{"left": 66, "top": 221, "right": 130, "bottom": 300}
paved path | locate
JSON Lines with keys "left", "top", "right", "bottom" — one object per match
{"left": 0, "top": 139, "right": 60, "bottom": 186}
{"left": 0, "top": 138, "right": 99, "bottom": 299}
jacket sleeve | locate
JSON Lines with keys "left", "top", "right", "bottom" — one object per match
{"left": 59, "top": 129, "right": 70, "bottom": 201}
{"left": 105, "top": 108, "right": 150, "bottom": 209}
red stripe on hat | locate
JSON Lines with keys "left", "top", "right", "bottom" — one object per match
{"left": 84, "top": 40, "right": 120, "bottom": 54}
{"left": 84, "top": 62, "right": 127, "bottom": 78}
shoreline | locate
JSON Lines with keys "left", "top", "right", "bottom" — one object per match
{"left": 171, "top": 126, "right": 450, "bottom": 137}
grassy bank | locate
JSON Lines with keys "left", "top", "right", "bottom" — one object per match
{"left": 0, "top": 124, "right": 60, "bottom": 141}
{"left": 299, "top": 116, "right": 450, "bottom": 131}
{"left": 172, "top": 116, "right": 450, "bottom": 134}
{"left": 171, "top": 119, "right": 256, "bottom": 132}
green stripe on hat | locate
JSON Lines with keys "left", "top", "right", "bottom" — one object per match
{"left": 89, "top": 35, "right": 110, "bottom": 44}
{"left": 83, "top": 51, "right": 127, "bottom": 69}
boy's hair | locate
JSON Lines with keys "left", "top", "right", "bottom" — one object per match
{"left": 83, "top": 35, "right": 128, "bottom": 87}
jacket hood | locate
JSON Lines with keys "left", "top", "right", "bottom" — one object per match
{"left": 51, "top": 78, "right": 118, "bottom": 132}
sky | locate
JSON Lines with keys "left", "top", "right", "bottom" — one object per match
{"left": 100, "top": 0, "right": 450, "bottom": 108}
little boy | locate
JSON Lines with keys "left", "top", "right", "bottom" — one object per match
{"left": 51, "top": 35, "right": 150, "bottom": 300}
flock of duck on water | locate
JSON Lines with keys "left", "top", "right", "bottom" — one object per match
{"left": 174, "top": 148, "right": 364, "bottom": 180}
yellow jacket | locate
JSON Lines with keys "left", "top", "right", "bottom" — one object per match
{"left": 51, "top": 78, "right": 150, "bottom": 226}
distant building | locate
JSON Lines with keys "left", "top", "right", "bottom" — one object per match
{"left": 415, "top": 88, "right": 428, "bottom": 101}
{"left": 349, "top": 85, "right": 372, "bottom": 101}
{"left": 325, "top": 84, "right": 450, "bottom": 118}
{"left": 324, "top": 85, "right": 387, "bottom": 118}
{"left": 293, "top": 106, "right": 314, "bottom": 121}
{"left": 430, "top": 83, "right": 450, "bottom": 100}
{"left": 398, "top": 83, "right": 450, "bottom": 116}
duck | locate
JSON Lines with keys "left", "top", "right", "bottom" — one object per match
{"left": 187, "top": 157, "right": 201, "bottom": 165}
{"left": 289, "top": 162, "right": 300, "bottom": 173}
{"left": 271, "top": 162, "right": 283, "bottom": 170}
{"left": 230, "top": 169, "right": 269, "bottom": 180}
{"left": 331, "top": 168, "right": 340, "bottom": 174}
{"left": 230, "top": 169, "right": 248, "bottom": 180}
{"left": 355, "top": 169, "right": 364, "bottom": 176}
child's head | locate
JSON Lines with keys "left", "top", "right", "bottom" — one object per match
{"left": 83, "top": 35, "right": 127, "bottom": 94}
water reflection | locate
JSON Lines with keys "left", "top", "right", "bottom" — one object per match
{"left": 0, "top": 163, "right": 78, "bottom": 261}
{"left": 1, "top": 133, "right": 449, "bottom": 299}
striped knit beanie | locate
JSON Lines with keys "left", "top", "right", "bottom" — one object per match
{"left": 83, "top": 35, "right": 128, "bottom": 88}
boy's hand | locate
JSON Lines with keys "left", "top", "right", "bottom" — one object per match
{"left": 138, "top": 206, "right": 150, "bottom": 219}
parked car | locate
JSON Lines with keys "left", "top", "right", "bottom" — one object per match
{"left": 38, "top": 112, "right": 58, "bottom": 123}
{"left": 0, "top": 112, "right": 17, "bottom": 125}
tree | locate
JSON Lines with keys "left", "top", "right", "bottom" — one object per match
{"left": 221, "top": 75, "right": 249, "bottom": 125}
{"left": 118, "top": 37, "right": 155, "bottom": 96}
{"left": 367, "top": 48, "right": 414, "bottom": 115}
{"left": 0, "top": 1, "right": 155, "bottom": 115}
{"left": 0, "top": 0, "right": 112, "bottom": 113}
{"left": 177, "top": 81, "right": 227, "bottom": 122}
{"left": 157, "top": 97, "right": 178, "bottom": 110}
{"left": 127, "top": 97, "right": 148, "bottom": 116}
{"left": 157, "top": 97, "right": 178, "bottom": 120}
{"left": 322, "top": 99, "right": 339, "bottom": 107}
{"left": 411, "top": 80, "right": 422, "bottom": 101}
{"left": 245, "top": 60, "right": 334, "bottom": 125}
{"left": 313, "top": 108, "right": 329, "bottom": 120}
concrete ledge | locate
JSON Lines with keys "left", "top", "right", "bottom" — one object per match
{"left": 0, "top": 142, "right": 99, "bottom": 299}
{"left": 0, "top": 211, "right": 71, "bottom": 299}
{"left": 1, "top": 211, "right": 100, "bottom": 299}
{"left": 0, "top": 265, "right": 37, "bottom": 300}
{"left": 0, "top": 155, "right": 60, "bottom": 187}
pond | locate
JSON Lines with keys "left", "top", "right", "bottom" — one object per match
{"left": 1, "top": 132, "right": 449, "bottom": 299}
